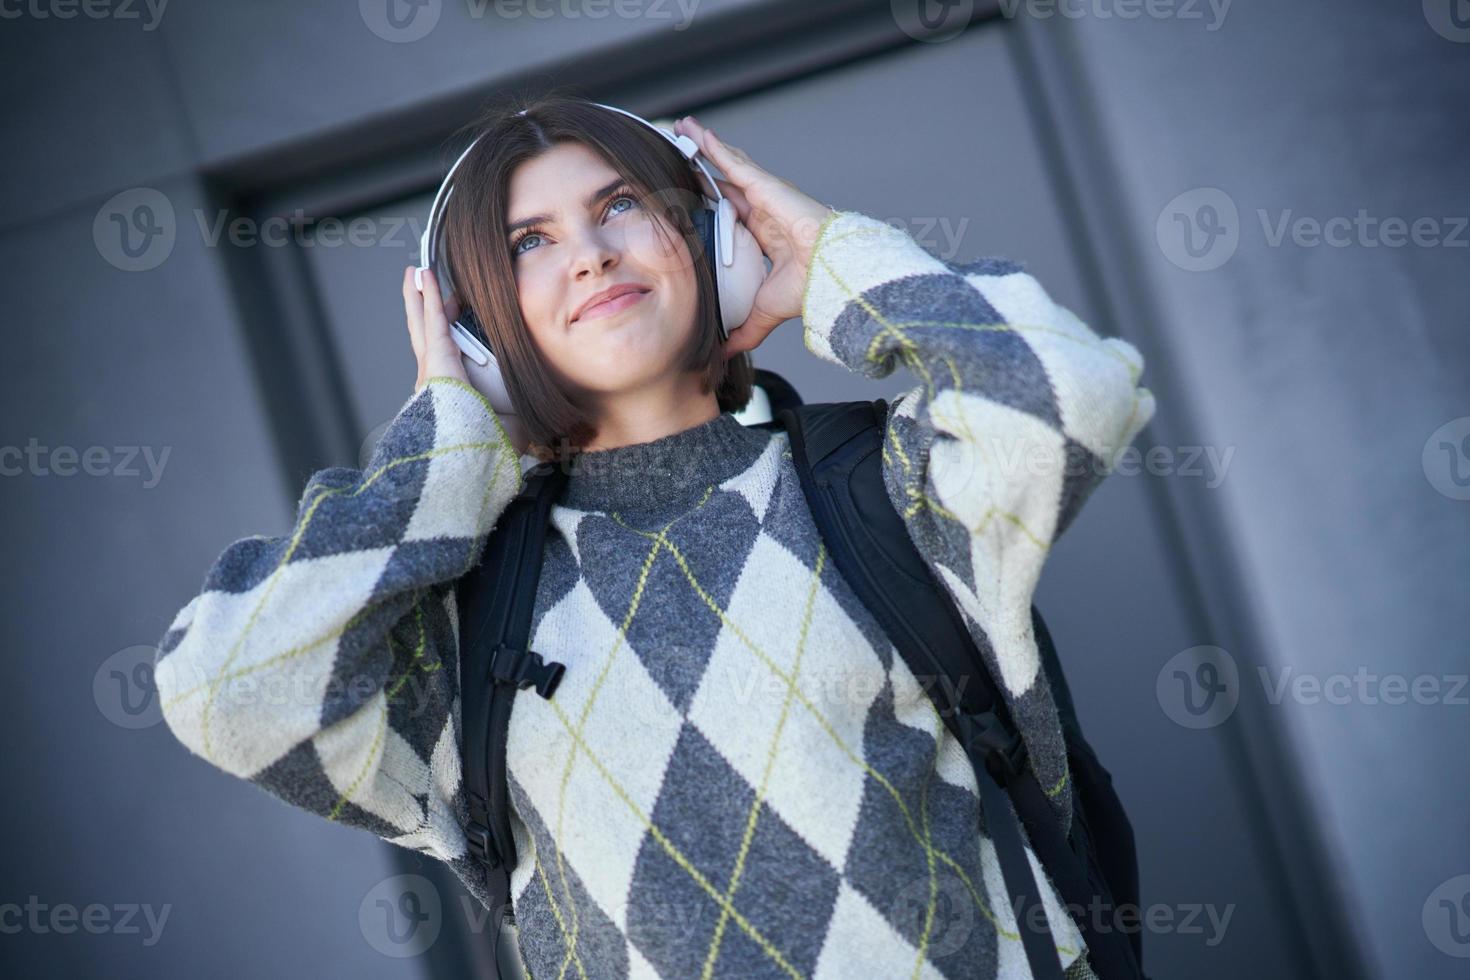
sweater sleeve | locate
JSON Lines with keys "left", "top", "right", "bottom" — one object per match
{"left": 152, "top": 376, "right": 522, "bottom": 888}
{"left": 800, "top": 209, "right": 1155, "bottom": 699}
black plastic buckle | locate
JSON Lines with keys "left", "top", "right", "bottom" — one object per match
{"left": 958, "top": 708, "right": 1028, "bottom": 785}
{"left": 465, "top": 819, "right": 501, "bottom": 869}
{"left": 489, "top": 642, "right": 566, "bottom": 699}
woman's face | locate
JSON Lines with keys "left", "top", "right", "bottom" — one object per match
{"left": 505, "top": 140, "right": 701, "bottom": 405}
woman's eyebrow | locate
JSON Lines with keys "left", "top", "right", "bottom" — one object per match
{"left": 505, "top": 177, "right": 628, "bottom": 236}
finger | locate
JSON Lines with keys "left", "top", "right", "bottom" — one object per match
{"left": 700, "top": 128, "right": 767, "bottom": 184}
{"left": 713, "top": 176, "right": 753, "bottom": 224}
{"left": 722, "top": 309, "right": 782, "bottom": 359}
{"left": 420, "top": 267, "right": 445, "bottom": 326}
{"left": 419, "top": 268, "right": 456, "bottom": 353}
{"left": 720, "top": 332, "right": 748, "bottom": 361}
{"left": 676, "top": 117, "right": 765, "bottom": 186}
{"left": 402, "top": 266, "right": 425, "bottom": 359}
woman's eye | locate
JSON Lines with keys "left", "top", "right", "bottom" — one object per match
{"left": 512, "top": 231, "right": 544, "bottom": 256}
{"left": 606, "top": 193, "right": 637, "bottom": 218}
{"left": 511, "top": 192, "right": 638, "bottom": 257}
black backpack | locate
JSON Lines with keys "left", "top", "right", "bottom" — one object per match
{"left": 455, "top": 368, "right": 1147, "bottom": 980}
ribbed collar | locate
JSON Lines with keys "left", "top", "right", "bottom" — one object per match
{"left": 557, "top": 411, "right": 772, "bottom": 514}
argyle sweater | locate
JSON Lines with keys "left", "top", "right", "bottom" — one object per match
{"left": 154, "top": 210, "right": 1154, "bottom": 979}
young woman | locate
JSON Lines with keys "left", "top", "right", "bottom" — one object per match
{"left": 154, "top": 95, "right": 1154, "bottom": 980}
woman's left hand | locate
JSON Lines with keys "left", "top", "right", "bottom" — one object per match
{"left": 672, "top": 115, "right": 835, "bottom": 359}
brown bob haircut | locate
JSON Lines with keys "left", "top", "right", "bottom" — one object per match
{"left": 438, "top": 90, "right": 756, "bottom": 462}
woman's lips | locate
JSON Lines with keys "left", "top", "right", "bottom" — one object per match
{"left": 576, "top": 289, "right": 648, "bottom": 323}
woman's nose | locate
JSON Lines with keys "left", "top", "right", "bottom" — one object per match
{"left": 570, "top": 227, "right": 620, "bottom": 277}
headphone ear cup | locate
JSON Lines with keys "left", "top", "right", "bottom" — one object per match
{"left": 689, "top": 205, "right": 726, "bottom": 340}
{"left": 712, "top": 198, "right": 768, "bottom": 339}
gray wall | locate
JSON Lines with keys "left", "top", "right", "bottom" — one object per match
{"left": 2, "top": 1, "right": 1463, "bottom": 978}
{"left": 1014, "top": 4, "right": 1470, "bottom": 978}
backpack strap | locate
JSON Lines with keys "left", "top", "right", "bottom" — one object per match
{"left": 779, "top": 400, "right": 1143, "bottom": 980}
{"left": 455, "top": 460, "right": 569, "bottom": 945}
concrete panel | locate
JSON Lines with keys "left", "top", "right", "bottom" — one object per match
{"left": 0, "top": 174, "right": 422, "bottom": 978}
{"left": 153, "top": 0, "right": 766, "bottom": 165}
{"left": 1029, "top": 2, "right": 1470, "bottom": 975}
{"left": 0, "top": 12, "right": 193, "bottom": 230}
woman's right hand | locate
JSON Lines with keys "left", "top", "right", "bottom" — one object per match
{"left": 403, "top": 265, "right": 470, "bottom": 393}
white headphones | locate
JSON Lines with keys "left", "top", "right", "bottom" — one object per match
{"left": 416, "top": 102, "right": 770, "bottom": 421}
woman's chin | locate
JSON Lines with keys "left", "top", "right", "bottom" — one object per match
{"left": 586, "top": 316, "right": 674, "bottom": 357}
{"left": 573, "top": 339, "right": 683, "bottom": 392}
